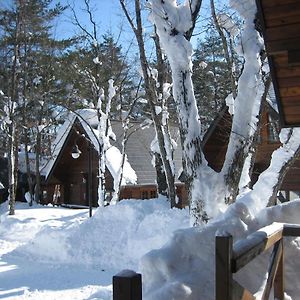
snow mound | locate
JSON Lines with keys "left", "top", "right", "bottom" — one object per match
{"left": 16, "top": 198, "right": 189, "bottom": 271}
{"left": 141, "top": 199, "right": 300, "bottom": 300}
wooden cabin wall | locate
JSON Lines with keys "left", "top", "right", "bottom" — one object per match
{"left": 119, "top": 183, "right": 188, "bottom": 208}
{"left": 257, "top": 0, "right": 300, "bottom": 126}
{"left": 202, "top": 109, "right": 231, "bottom": 172}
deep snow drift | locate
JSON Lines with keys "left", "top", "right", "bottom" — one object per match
{"left": 1, "top": 198, "right": 300, "bottom": 299}
{"left": 141, "top": 200, "right": 300, "bottom": 299}
{"left": 0, "top": 198, "right": 189, "bottom": 299}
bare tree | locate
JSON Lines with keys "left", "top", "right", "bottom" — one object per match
{"left": 120, "top": 0, "right": 177, "bottom": 207}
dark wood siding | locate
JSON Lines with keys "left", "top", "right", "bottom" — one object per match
{"left": 257, "top": 0, "right": 300, "bottom": 126}
{"left": 202, "top": 105, "right": 300, "bottom": 191}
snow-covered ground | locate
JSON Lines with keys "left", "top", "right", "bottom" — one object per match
{"left": 2, "top": 198, "right": 300, "bottom": 300}
{"left": 0, "top": 198, "right": 189, "bottom": 299}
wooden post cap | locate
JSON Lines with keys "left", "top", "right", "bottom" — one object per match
{"left": 113, "top": 270, "right": 142, "bottom": 300}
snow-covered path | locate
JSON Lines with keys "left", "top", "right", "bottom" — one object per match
{"left": 0, "top": 204, "right": 113, "bottom": 300}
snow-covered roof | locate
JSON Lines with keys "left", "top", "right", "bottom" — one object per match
{"left": 40, "top": 109, "right": 137, "bottom": 185}
{"left": 41, "top": 109, "right": 183, "bottom": 186}
{"left": 110, "top": 121, "right": 182, "bottom": 185}
{"left": 0, "top": 181, "right": 4, "bottom": 189}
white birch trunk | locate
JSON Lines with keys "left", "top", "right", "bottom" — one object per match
{"left": 149, "top": 0, "right": 211, "bottom": 223}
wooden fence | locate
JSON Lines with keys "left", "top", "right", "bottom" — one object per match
{"left": 215, "top": 222, "right": 300, "bottom": 300}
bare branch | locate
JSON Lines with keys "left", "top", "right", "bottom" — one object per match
{"left": 69, "top": 3, "right": 95, "bottom": 41}
{"left": 119, "top": 0, "right": 138, "bottom": 34}
{"left": 84, "top": 0, "right": 97, "bottom": 40}
{"left": 185, "top": 0, "right": 203, "bottom": 40}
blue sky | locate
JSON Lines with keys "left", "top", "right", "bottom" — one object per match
{"left": 51, "top": 0, "right": 122, "bottom": 40}
{"left": 49, "top": 0, "right": 228, "bottom": 51}
{"left": 0, "top": 0, "right": 230, "bottom": 48}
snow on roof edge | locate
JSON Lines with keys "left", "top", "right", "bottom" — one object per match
{"left": 40, "top": 114, "right": 76, "bottom": 179}
{"left": 41, "top": 112, "right": 137, "bottom": 185}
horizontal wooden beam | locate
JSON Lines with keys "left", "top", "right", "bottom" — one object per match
{"left": 283, "top": 224, "right": 300, "bottom": 236}
{"left": 266, "top": 38, "right": 300, "bottom": 55}
{"left": 280, "top": 86, "right": 300, "bottom": 97}
{"left": 265, "top": 23, "right": 300, "bottom": 42}
{"left": 261, "top": 0, "right": 298, "bottom": 9}
{"left": 265, "top": 14, "right": 300, "bottom": 28}
{"left": 232, "top": 224, "right": 283, "bottom": 272}
{"left": 264, "top": 2, "right": 300, "bottom": 21}
{"left": 278, "top": 76, "right": 300, "bottom": 88}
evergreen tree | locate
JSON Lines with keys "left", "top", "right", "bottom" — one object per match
{"left": 58, "top": 32, "right": 133, "bottom": 115}
{"left": 0, "top": 0, "right": 72, "bottom": 210}
{"left": 193, "top": 28, "right": 233, "bottom": 132}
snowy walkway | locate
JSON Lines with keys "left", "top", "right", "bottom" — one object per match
{"left": 0, "top": 204, "right": 113, "bottom": 300}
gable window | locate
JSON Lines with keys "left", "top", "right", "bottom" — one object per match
{"left": 267, "top": 114, "right": 280, "bottom": 143}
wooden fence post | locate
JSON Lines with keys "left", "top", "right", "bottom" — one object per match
{"left": 113, "top": 270, "right": 142, "bottom": 300}
{"left": 274, "top": 240, "right": 285, "bottom": 300}
{"left": 216, "top": 234, "right": 233, "bottom": 300}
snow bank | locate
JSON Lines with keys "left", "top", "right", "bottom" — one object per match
{"left": 2, "top": 197, "right": 300, "bottom": 299}
{"left": 15, "top": 197, "right": 189, "bottom": 271}
{"left": 141, "top": 199, "right": 300, "bottom": 299}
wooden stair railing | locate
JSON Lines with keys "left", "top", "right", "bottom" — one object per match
{"left": 216, "top": 223, "right": 300, "bottom": 300}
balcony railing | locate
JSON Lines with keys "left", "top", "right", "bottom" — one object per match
{"left": 216, "top": 222, "right": 300, "bottom": 300}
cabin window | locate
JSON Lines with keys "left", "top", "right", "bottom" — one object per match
{"left": 267, "top": 114, "right": 280, "bottom": 142}
{"left": 141, "top": 191, "right": 149, "bottom": 199}
{"left": 150, "top": 190, "right": 157, "bottom": 198}
{"left": 42, "top": 190, "right": 47, "bottom": 199}
{"left": 267, "top": 114, "right": 280, "bottom": 143}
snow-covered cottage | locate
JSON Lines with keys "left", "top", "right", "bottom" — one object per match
{"left": 40, "top": 109, "right": 186, "bottom": 207}
{"left": 202, "top": 101, "right": 300, "bottom": 199}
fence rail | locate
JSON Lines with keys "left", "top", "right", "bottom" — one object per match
{"left": 216, "top": 222, "right": 300, "bottom": 300}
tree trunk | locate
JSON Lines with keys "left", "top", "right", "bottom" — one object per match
{"left": 24, "top": 129, "right": 34, "bottom": 206}
{"left": 8, "top": 123, "right": 16, "bottom": 215}
{"left": 8, "top": 2, "right": 21, "bottom": 215}
{"left": 154, "top": 153, "right": 168, "bottom": 197}
{"left": 210, "top": 0, "right": 237, "bottom": 98}
{"left": 237, "top": 128, "right": 300, "bottom": 218}
{"left": 34, "top": 131, "right": 42, "bottom": 204}
{"left": 121, "top": 0, "right": 177, "bottom": 207}
{"left": 97, "top": 109, "right": 106, "bottom": 207}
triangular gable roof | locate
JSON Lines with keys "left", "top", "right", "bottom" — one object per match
{"left": 41, "top": 110, "right": 137, "bottom": 185}
{"left": 201, "top": 100, "right": 281, "bottom": 173}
